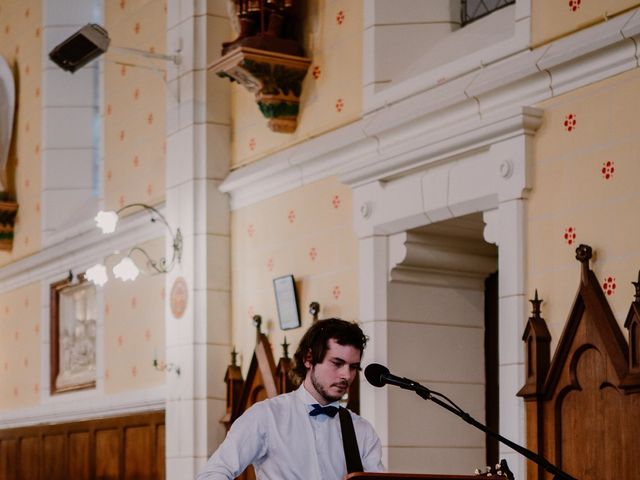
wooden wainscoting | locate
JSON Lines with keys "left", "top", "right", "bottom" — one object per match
{"left": 0, "top": 411, "right": 164, "bottom": 480}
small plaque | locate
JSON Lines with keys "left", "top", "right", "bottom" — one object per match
{"left": 170, "top": 276, "right": 188, "bottom": 319}
{"left": 273, "top": 275, "right": 301, "bottom": 330}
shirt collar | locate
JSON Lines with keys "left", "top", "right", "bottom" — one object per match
{"left": 296, "top": 383, "right": 341, "bottom": 410}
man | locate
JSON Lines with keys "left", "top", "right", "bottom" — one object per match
{"left": 196, "top": 318, "right": 384, "bottom": 480}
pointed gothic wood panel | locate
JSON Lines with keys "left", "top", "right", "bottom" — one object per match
{"left": 518, "top": 245, "right": 640, "bottom": 480}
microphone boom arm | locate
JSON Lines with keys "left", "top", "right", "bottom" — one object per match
{"left": 411, "top": 383, "right": 577, "bottom": 480}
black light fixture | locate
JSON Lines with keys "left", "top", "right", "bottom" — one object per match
{"left": 49, "top": 24, "right": 110, "bottom": 73}
{"left": 49, "top": 23, "right": 181, "bottom": 73}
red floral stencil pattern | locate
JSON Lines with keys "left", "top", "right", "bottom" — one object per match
{"left": 601, "top": 161, "right": 614, "bottom": 180}
{"left": 332, "top": 285, "right": 341, "bottom": 299}
{"left": 602, "top": 276, "right": 616, "bottom": 296}
{"left": 569, "top": 0, "right": 581, "bottom": 12}
{"left": 563, "top": 227, "right": 576, "bottom": 245}
{"left": 249, "top": 138, "right": 256, "bottom": 151}
{"left": 332, "top": 195, "right": 341, "bottom": 209}
{"left": 563, "top": 114, "right": 576, "bottom": 132}
{"left": 312, "top": 66, "right": 321, "bottom": 79}
{"left": 336, "top": 10, "right": 345, "bottom": 25}
{"left": 267, "top": 258, "right": 274, "bottom": 271}
{"left": 309, "top": 247, "right": 317, "bottom": 261}
{"left": 335, "top": 99, "right": 344, "bottom": 112}
{"left": 288, "top": 209, "right": 296, "bottom": 223}
{"left": 247, "top": 224, "right": 255, "bottom": 237}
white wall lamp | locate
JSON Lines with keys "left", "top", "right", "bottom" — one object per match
{"left": 87, "top": 203, "right": 182, "bottom": 286}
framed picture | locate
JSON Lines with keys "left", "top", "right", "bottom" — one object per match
{"left": 273, "top": 275, "right": 301, "bottom": 330}
{"left": 50, "top": 274, "right": 97, "bottom": 394}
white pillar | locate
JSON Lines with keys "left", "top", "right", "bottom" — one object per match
{"left": 164, "top": 2, "right": 232, "bottom": 478}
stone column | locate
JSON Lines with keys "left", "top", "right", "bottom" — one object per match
{"left": 164, "top": 1, "right": 232, "bottom": 478}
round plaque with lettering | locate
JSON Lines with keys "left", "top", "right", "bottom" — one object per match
{"left": 170, "top": 276, "right": 188, "bottom": 319}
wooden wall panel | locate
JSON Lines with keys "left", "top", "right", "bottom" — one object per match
{"left": 43, "top": 434, "right": 66, "bottom": 480}
{"left": 19, "top": 436, "right": 40, "bottom": 480}
{"left": 124, "top": 426, "right": 152, "bottom": 479}
{"left": 0, "top": 411, "right": 164, "bottom": 480}
{"left": 69, "top": 431, "right": 91, "bottom": 480}
{"left": 155, "top": 424, "right": 164, "bottom": 480}
{"left": 95, "top": 429, "right": 120, "bottom": 480}
{"left": 0, "top": 439, "right": 17, "bottom": 480}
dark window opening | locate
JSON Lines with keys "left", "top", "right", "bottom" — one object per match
{"left": 461, "top": 0, "right": 515, "bottom": 26}
{"left": 484, "top": 271, "right": 499, "bottom": 467}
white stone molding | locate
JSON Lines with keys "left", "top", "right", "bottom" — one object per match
{"left": 220, "top": 7, "right": 640, "bottom": 210}
{"left": 0, "top": 385, "right": 166, "bottom": 429}
{"left": 388, "top": 228, "right": 498, "bottom": 291}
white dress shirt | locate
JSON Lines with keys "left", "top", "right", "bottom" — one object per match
{"left": 196, "top": 385, "right": 384, "bottom": 480}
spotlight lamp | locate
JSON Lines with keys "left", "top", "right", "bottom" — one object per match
{"left": 49, "top": 23, "right": 180, "bottom": 73}
{"left": 89, "top": 203, "right": 183, "bottom": 286}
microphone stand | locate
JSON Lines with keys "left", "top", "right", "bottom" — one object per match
{"left": 408, "top": 382, "right": 577, "bottom": 480}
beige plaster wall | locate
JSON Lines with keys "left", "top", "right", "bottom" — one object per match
{"left": 0, "top": 282, "right": 41, "bottom": 410}
{"left": 230, "top": 0, "right": 363, "bottom": 168}
{"left": 528, "top": 67, "right": 640, "bottom": 348}
{"left": 104, "top": 0, "right": 166, "bottom": 211}
{"left": 103, "top": 237, "right": 166, "bottom": 393}
{"left": 531, "top": 0, "right": 640, "bottom": 46}
{"left": 0, "top": 0, "right": 42, "bottom": 265}
{"left": 231, "top": 176, "right": 358, "bottom": 372}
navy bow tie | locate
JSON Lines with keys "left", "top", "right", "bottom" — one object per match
{"left": 309, "top": 404, "right": 340, "bottom": 417}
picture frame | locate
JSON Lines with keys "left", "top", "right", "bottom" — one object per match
{"left": 273, "top": 274, "right": 301, "bottom": 330}
{"left": 50, "top": 274, "right": 97, "bottom": 394}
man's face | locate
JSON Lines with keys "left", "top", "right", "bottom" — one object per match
{"left": 303, "top": 338, "right": 362, "bottom": 405}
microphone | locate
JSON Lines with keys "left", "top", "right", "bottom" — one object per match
{"left": 364, "top": 363, "right": 430, "bottom": 394}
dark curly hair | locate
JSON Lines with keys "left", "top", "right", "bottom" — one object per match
{"left": 290, "top": 318, "right": 367, "bottom": 384}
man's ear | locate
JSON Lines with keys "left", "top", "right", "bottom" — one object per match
{"left": 303, "top": 348, "right": 313, "bottom": 369}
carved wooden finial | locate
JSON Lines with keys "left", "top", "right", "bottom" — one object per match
{"left": 253, "top": 314, "right": 262, "bottom": 343}
{"left": 575, "top": 244, "right": 592, "bottom": 263}
{"left": 231, "top": 346, "right": 238, "bottom": 366}
{"left": 281, "top": 337, "right": 290, "bottom": 359}
{"left": 530, "top": 289, "right": 542, "bottom": 318}
{"left": 633, "top": 271, "right": 640, "bottom": 303}
{"left": 575, "top": 244, "right": 592, "bottom": 283}
{"left": 309, "top": 301, "right": 320, "bottom": 323}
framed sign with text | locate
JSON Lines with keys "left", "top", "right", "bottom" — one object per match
{"left": 273, "top": 275, "right": 301, "bottom": 330}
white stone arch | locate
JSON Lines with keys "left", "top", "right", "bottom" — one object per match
{"left": 348, "top": 107, "right": 542, "bottom": 479}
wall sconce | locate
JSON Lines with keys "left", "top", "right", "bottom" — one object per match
{"left": 152, "top": 349, "right": 180, "bottom": 376}
{"left": 152, "top": 358, "right": 181, "bottom": 377}
{"left": 86, "top": 203, "right": 182, "bottom": 286}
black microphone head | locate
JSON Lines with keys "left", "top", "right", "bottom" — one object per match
{"left": 364, "top": 363, "right": 390, "bottom": 388}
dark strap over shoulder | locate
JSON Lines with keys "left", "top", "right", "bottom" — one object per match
{"left": 338, "top": 407, "right": 364, "bottom": 473}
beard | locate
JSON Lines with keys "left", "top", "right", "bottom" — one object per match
{"left": 310, "top": 366, "right": 348, "bottom": 404}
